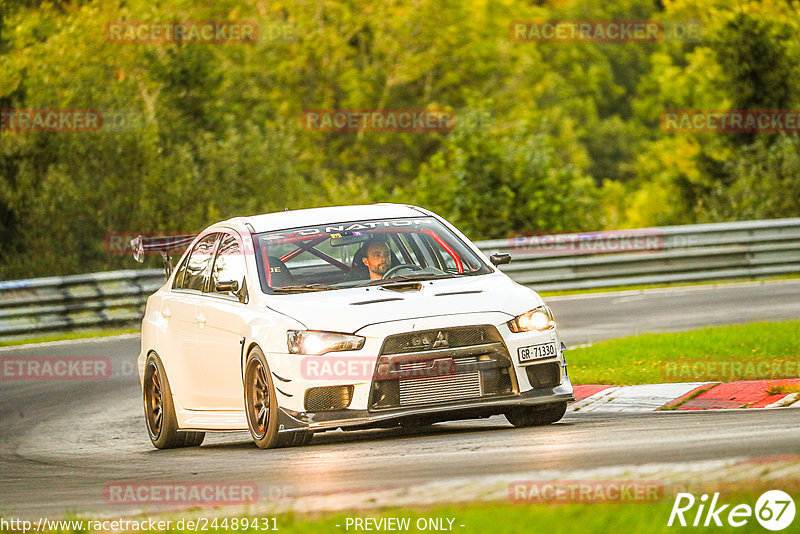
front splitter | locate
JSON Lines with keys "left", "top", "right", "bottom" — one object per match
{"left": 277, "top": 379, "right": 574, "bottom": 432}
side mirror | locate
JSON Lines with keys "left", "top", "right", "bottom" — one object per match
{"left": 490, "top": 253, "right": 512, "bottom": 266}
{"left": 215, "top": 280, "right": 239, "bottom": 293}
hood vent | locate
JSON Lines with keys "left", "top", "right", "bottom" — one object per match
{"left": 435, "top": 290, "right": 483, "bottom": 297}
{"left": 351, "top": 297, "right": 405, "bottom": 305}
{"left": 379, "top": 282, "right": 423, "bottom": 292}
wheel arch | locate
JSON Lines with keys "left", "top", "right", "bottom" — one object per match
{"left": 242, "top": 341, "right": 263, "bottom": 379}
{"left": 143, "top": 349, "right": 163, "bottom": 377}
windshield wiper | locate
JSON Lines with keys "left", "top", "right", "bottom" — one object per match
{"left": 271, "top": 284, "right": 335, "bottom": 293}
{"left": 364, "top": 273, "right": 456, "bottom": 286}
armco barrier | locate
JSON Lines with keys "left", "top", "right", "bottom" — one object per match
{"left": 0, "top": 270, "right": 163, "bottom": 338}
{"left": 1, "top": 218, "right": 798, "bottom": 338}
{"left": 487, "top": 217, "right": 800, "bottom": 290}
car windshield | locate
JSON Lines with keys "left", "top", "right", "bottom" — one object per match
{"left": 253, "top": 216, "right": 492, "bottom": 293}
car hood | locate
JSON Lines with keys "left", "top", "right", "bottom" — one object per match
{"left": 264, "top": 273, "right": 543, "bottom": 333}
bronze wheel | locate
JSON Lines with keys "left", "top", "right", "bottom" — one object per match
{"left": 142, "top": 353, "right": 205, "bottom": 449}
{"left": 244, "top": 347, "right": 312, "bottom": 449}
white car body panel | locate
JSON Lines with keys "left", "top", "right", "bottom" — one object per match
{"left": 264, "top": 273, "right": 541, "bottom": 333}
{"left": 138, "top": 203, "right": 574, "bottom": 435}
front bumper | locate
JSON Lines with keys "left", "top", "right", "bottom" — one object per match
{"left": 277, "top": 376, "right": 574, "bottom": 432}
{"left": 266, "top": 314, "right": 573, "bottom": 432}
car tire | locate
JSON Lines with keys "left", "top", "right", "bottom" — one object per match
{"left": 505, "top": 402, "right": 568, "bottom": 428}
{"left": 244, "top": 347, "right": 312, "bottom": 449}
{"left": 143, "top": 353, "right": 206, "bottom": 449}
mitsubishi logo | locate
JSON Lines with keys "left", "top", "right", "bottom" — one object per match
{"left": 432, "top": 331, "right": 449, "bottom": 349}
{"left": 409, "top": 331, "right": 449, "bottom": 350}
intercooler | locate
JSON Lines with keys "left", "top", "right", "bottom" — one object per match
{"left": 398, "top": 370, "right": 483, "bottom": 406}
{"left": 369, "top": 325, "right": 514, "bottom": 410}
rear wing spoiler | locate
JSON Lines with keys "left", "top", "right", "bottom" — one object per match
{"left": 130, "top": 234, "right": 196, "bottom": 276}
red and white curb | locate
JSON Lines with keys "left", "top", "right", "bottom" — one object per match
{"left": 571, "top": 379, "right": 800, "bottom": 412}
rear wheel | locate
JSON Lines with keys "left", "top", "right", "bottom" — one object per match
{"left": 143, "top": 353, "right": 205, "bottom": 449}
{"left": 244, "top": 347, "right": 312, "bottom": 449}
{"left": 505, "top": 402, "right": 567, "bottom": 428}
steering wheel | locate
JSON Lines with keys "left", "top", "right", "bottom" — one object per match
{"left": 382, "top": 263, "right": 423, "bottom": 279}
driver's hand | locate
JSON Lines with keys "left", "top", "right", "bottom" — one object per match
{"left": 381, "top": 263, "right": 423, "bottom": 279}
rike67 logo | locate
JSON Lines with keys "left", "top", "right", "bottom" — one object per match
{"left": 668, "top": 490, "right": 795, "bottom": 530}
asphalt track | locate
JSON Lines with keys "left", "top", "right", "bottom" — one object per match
{"left": 1, "top": 280, "right": 799, "bottom": 518}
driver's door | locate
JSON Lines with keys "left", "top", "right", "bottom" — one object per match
{"left": 193, "top": 232, "right": 249, "bottom": 410}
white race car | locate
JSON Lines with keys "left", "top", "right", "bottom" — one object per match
{"left": 136, "top": 204, "right": 573, "bottom": 449}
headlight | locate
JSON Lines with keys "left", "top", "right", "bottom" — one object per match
{"left": 507, "top": 306, "right": 555, "bottom": 332}
{"left": 287, "top": 330, "right": 365, "bottom": 355}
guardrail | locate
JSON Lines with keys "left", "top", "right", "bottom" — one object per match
{"left": 0, "top": 270, "right": 163, "bottom": 339}
{"left": 1, "top": 218, "right": 798, "bottom": 339}
{"left": 483, "top": 217, "right": 800, "bottom": 291}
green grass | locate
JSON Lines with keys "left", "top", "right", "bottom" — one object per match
{"left": 538, "top": 273, "right": 800, "bottom": 297}
{"left": 17, "top": 482, "right": 797, "bottom": 534}
{"left": 766, "top": 384, "right": 800, "bottom": 395}
{"left": 567, "top": 320, "right": 800, "bottom": 385}
{"left": 239, "top": 498, "right": 788, "bottom": 534}
{"left": 658, "top": 383, "right": 718, "bottom": 410}
{"left": 0, "top": 327, "right": 139, "bottom": 347}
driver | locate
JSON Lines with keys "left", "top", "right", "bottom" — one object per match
{"left": 361, "top": 239, "right": 392, "bottom": 280}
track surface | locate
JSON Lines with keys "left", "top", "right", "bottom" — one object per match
{"left": 1, "top": 281, "right": 799, "bottom": 518}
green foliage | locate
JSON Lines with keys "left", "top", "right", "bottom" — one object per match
{"left": 407, "top": 114, "right": 599, "bottom": 239}
{"left": 1, "top": 0, "right": 799, "bottom": 278}
{"left": 714, "top": 11, "right": 795, "bottom": 113}
{"left": 722, "top": 134, "right": 800, "bottom": 220}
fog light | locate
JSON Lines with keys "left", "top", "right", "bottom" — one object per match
{"left": 304, "top": 385, "right": 354, "bottom": 412}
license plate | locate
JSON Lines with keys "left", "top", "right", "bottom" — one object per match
{"left": 518, "top": 342, "right": 557, "bottom": 363}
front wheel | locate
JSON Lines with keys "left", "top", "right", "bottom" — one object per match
{"left": 505, "top": 402, "right": 567, "bottom": 428}
{"left": 143, "top": 353, "right": 205, "bottom": 449}
{"left": 244, "top": 347, "right": 312, "bottom": 449}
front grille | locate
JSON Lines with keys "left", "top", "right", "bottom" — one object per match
{"left": 305, "top": 385, "right": 354, "bottom": 412}
{"left": 381, "top": 325, "right": 503, "bottom": 355}
{"left": 482, "top": 365, "right": 513, "bottom": 395}
{"left": 525, "top": 362, "right": 561, "bottom": 389}
{"left": 369, "top": 325, "right": 514, "bottom": 410}
{"left": 399, "top": 371, "right": 482, "bottom": 406}
{"left": 398, "top": 361, "right": 434, "bottom": 373}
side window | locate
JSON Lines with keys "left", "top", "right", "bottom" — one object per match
{"left": 176, "top": 234, "right": 218, "bottom": 291}
{"left": 210, "top": 234, "right": 248, "bottom": 303}
{"left": 385, "top": 237, "right": 403, "bottom": 264}
{"left": 171, "top": 254, "right": 190, "bottom": 289}
{"left": 421, "top": 233, "right": 458, "bottom": 270}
